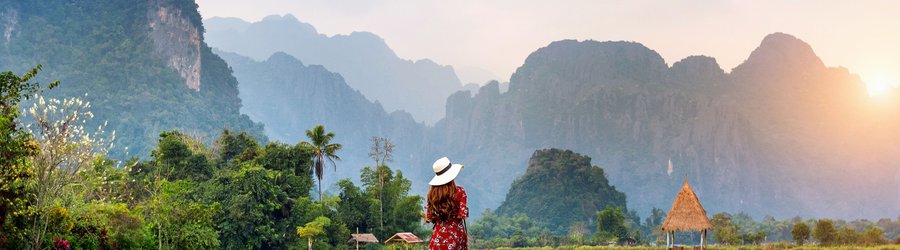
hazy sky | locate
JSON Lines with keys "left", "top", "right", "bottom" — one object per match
{"left": 196, "top": 0, "right": 900, "bottom": 89}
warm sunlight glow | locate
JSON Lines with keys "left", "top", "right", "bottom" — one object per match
{"left": 865, "top": 75, "right": 895, "bottom": 97}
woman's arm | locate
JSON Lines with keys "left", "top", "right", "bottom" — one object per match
{"left": 458, "top": 186, "right": 469, "bottom": 218}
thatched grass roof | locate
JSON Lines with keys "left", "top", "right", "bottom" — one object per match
{"left": 348, "top": 233, "right": 379, "bottom": 243}
{"left": 385, "top": 232, "right": 423, "bottom": 244}
{"left": 661, "top": 179, "right": 713, "bottom": 231}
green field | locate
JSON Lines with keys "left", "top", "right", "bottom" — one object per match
{"left": 495, "top": 245, "right": 900, "bottom": 250}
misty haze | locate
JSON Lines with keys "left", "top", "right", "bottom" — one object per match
{"left": 1, "top": 1, "right": 898, "bottom": 249}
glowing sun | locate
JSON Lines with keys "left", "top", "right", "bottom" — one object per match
{"left": 866, "top": 76, "right": 895, "bottom": 97}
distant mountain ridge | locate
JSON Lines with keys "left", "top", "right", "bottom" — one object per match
{"left": 224, "top": 32, "right": 899, "bottom": 219}
{"left": 204, "top": 14, "right": 463, "bottom": 124}
{"left": 428, "top": 33, "right": 900, "bottom": 219}
{"left": 216, "top": 50, "right": 429, "bottom": 187}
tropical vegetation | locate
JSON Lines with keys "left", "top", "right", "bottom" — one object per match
{"left": 0, "top": 67, "right": 425, "bottom": 249}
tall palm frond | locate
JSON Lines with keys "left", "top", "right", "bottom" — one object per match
{"left": 301, "top": 125, "right": 342, "bottom": 200}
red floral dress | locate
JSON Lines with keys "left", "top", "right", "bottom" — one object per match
{"left": 427, "top": 185, "right": 469, "bottom": 250}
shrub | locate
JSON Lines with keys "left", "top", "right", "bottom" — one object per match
{"left": 53, "top": 238, "right": 71, "bottom": 250}
{"left": 812, "top": 219, "right": 836, "bottom": 245}
{"left": 859, "top": 227, "right": 887, "bottom": 246}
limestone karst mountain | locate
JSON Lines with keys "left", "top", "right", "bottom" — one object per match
{"left": 0, "top": 0, "right": 265, "bottom": 158}
{"left": 223, "top": 33, "right": 899, "bottom": 219}
{"left": 425, "top": 34, "right": 899, "bottom": 218}
{"left": 204, "top": 15, "right": 463, "bottom": 124}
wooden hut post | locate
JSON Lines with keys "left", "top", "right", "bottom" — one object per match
{"left": 699, "top": 230, "right": 703, "bottom": 248}
{"left": 666, "top": 230, "right": 670, "bottom": 248}
{"left": 701, "top": 229, "right": 706, "bottom": 249}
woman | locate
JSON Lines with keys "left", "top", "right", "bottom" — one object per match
{"left": 426, "top": 157, "right": 469, "bottom": 250}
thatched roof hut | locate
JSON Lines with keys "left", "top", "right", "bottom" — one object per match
{"left": 348, "top": 230, "right": 379, "bottom": 250}
{"left": 385, "top": 233, "right": 422, "bottom": 250}
{"left": 348, "top": 233, "right": 379, "bottom": 244}
{"left": 662, "top": 179, "right": 712, "bottom": 249}
{"left": 662, "top": 179, "right": 713, "bottom": 231}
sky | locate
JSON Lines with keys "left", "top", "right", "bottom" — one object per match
{"left": 195, "top": 0, "right": 900, "bottom": 91}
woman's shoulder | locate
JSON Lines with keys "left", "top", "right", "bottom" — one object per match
{"left": 456, "top": 185, "right": 466, "bottom": 193}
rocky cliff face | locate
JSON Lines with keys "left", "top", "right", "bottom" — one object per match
{"left": 430, "top": 40, "right": 775, "bottom": 216}
{"left": 148, "top": 0, "right": 202, "bottom": 91}
{"left": 0, "top": 0, "right": 265, "bottom": 159}
{"left": 224, "top": 32, "right": 898, "bottom": 219}
{"left": 428, "top": 34, "right": 898, "bottom": 219}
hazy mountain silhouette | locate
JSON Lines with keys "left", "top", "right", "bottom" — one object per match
{"left": 204, "top": 15, "right": 463, "bottom": 124}
{"left": 216, "top": 50, "right": 430, "bottom": 188}
{"left": 222, "top": 32, "right": 899, "bottom": 219}
{"left": 423, "top": 34, "right": 899, "bottom": 219}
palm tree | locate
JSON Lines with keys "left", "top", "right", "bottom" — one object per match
{"left": 300, "top": 125, "right": 342, "bottom": 200}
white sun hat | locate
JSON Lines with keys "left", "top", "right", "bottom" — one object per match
{"left": 428, "top": 157, "right": 464, "bottom": 186}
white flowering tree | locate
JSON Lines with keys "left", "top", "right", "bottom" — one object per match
{"left": 23, "top": 95, "right": 113, "bottom": 250}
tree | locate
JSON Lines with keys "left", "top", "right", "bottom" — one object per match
{"left": 761, "top": 215, "right": 791, "bottom": 242}
{"left": 741, "top": 231, "right": 767, "bottom": 245}
{"left": 212, "top": 163, "right": 286, "bottom": 249}
{"left": 367, "top": 136, "right": 395, "bottom": 240}
{"left": 255, "top": 142, "right": 313, "bottom": 198}
{"left": 791, "top": 221, "right": 811, "bottom": 245}
{"left": 25, "top": 96, "right": 112, "bottom": 250}
{"left": 367, "top": 136, "right": 394, "bottom": 168}
{"left": 594, "top": 206, "right": 628, "bottom": 242}
{"left": 134, "top": 131, "right": 219, "bottom": 249}
{"left": 150, "top": 180, "right": 220, "bottom": 249}
{"left": 644, "top": 207, "right": 666, "bottom": 244}
{"left": 813, "top": 219, "right": 836, "bottom": 245}
{"left": 0, "top": 65, "right": 57, "bottom": 248}
{"left": 216, "top": 129, "right": 259, "bottom": 163}
{"left": 299, "top": 125, "right": 342, "bottom": 200}
{"left": 335, "top": 179, "right": 372, "bottom": 233}
{"left": 297, "top": 216, "right": 331, "bottom": 250}
{"left": 859, "top": 227, "right": 887, "bottom": 246}
{"left": 835, "top": 226, "right": 860, "bottom": 245}
{"left": 152, "top": 131, "right": 214, "bottom": 181}
{"left": 359, "top": 166, "right": 424, "bottom": 240}
{"left": 711, "top": 213, "right": 740, "bottom": 245}
{"left": 567, "top": 222, "right": 588, "bottom": 245}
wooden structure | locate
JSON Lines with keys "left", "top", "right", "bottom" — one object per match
{"left": 384, "top": 232, "right": 422, "bottom": 250}
{"left": 347, "top": 232, "right": 379, "bottom": 250}
{"left": 661, "top": 179, "right": 713, "bottom": 249}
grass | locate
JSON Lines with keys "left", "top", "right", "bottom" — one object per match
{"left": 494, "top": 244, "right": 900, "bottom": 250}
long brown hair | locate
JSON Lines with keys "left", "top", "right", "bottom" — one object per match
{"left": 427, "top": 180, "right": 458, "bottom": 222}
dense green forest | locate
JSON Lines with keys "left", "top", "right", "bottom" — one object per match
{"left": 494, "top": 149, "right": 626, "bottom": 234}
{"left": 0, "top": 67, "right": 425, "bottom": 249}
